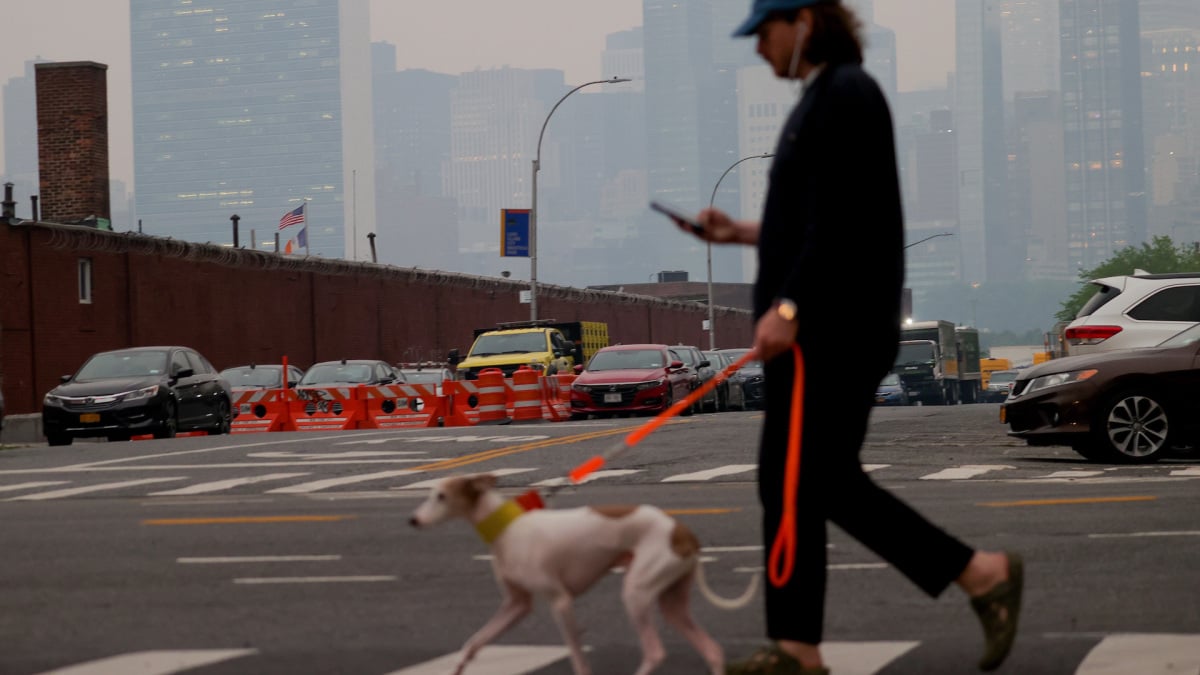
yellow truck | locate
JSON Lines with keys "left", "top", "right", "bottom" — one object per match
{"left": 455, "top": 320, "right": 608, "bottom": 380}
{"left": 979, "top": 357, "right": 1013, "bottom": 389}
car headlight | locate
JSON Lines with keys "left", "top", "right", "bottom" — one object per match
{"left": 572, "top": 383, "right": 590, "bottom": 393}
{"left": 122, "top": 385, "right": 160, "bottom": 401}
{"left": 1024, "top": 369, "right": 1097, "bottom": 395}
{"left": 43, "top": 393, "right": 62, "bottom": 406}
{"left": 636, "top": 379, "right": 666, "bottom": 390}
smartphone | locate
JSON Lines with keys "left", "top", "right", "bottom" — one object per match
{"left": 650, "top": 201, "right": 704, "bottom": 235}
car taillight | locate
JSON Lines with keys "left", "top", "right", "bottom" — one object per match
{"left": 1064, "top": 325, "right": 1123, "bottom": 345}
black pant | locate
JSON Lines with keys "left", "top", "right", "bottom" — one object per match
{"left": 759, "top": 351, "right": 975, "bottom": 644}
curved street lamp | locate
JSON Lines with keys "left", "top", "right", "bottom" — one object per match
{"left": 530, "top": 76, "right": 631, "bottom": 321}
{"left": 705, "top": 153, "right": 774, "bottom": 350}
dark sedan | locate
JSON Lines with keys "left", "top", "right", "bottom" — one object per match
{"left": 220, "top": 364, "right": 306, "bottom": 390}
{"left": 569, "top": 344, "right": 695, "bottom": 419}
{"left": 718, "top": 348, "right": 765, "bottom": 410}
{"left": 704, "top": 349, "right": 746, "bottom": 411}
{"left": 42, "top": 346, "right": 232, "bottom": 445}
{"left": 1001, "top": 323, "right": 1200, "bottom": 463}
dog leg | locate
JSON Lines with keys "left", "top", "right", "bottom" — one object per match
{"left": 622, "top": 580, "right": 667, "bottom": 675}
{"left": 548, "top": 592, "right": 591, "bottom": 675}
{"left": 658, "top": 571, "right": 725, "bottom": 675}
{"left": 452, "top": 584, "right": 533, "bottom": 675}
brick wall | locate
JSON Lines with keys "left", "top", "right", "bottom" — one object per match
{"left": 35, "top": 61, "right": 110, "bottom": 224}
{"left": 0, "top": 222, "right": 754, "bottom": 414}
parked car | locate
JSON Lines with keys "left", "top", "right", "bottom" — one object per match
{"left": 1063, "top": 271, "right": 1200, "bottom": 355}
{"left": 704, "top": 349, "right": 746, "bottom": 411}
{"left": 717, "top": 348, "right": 765, "bottom": 410}
{"left": 569, "top": 344, "right": 695, "bottom": 419}
{"left": 298, "top": 360, "right": 404, "bottom": 387}
{"left": 1000, "top": 322, "right": 1200, "bottom": 463}
{"left": 671, "top": 344, "right": 718, "bottom": 413}
{"left": 0, "top": 387, "right": 5, "bottom": 432}
{"left": 396, "top": 363, "right": 455, "bottom": 394}
{"left": 42, "top": 346, "right": 232, "bottom": 445}
{"left": 220, "top": 364, "right": 306, "bottom": 390}
{"left": 875, "top": 372, "right": 909, "bottom": 406}
{"left": 982, "top": 369, "right": 1019, "bottom": 403}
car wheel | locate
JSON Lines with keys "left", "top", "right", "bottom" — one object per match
{"left": 1092, "top": 390, "right": 1171, "bottom": 463}
{"left": 568, "top": 412, "right": 588, "bottom": 421}
{"left": 106, "top": 432, "right": 131, "bottom": 443}
{"left": 1070, "top": 442, "right": 1110, "bottom": 462}
{"left": 209, "top": 398, "right": 232, "bottom": 435}
{"left": 154, "top": 401, "right": 178, "bottom": 439}
{"left": 47, "top": 434, "right": 73, "bottom": 447}
{"left": 679, "top": 388, "right": 694, "bottom": 416}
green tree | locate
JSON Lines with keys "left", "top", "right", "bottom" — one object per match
{"left": 1055, "top": 236, "right": 1200, "bottom": 322}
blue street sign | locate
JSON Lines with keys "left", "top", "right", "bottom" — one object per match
{"left": 501, "top": 208, "right": 530, "bottom": 258}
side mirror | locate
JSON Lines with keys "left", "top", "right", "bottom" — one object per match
{"left": 573, "top": 364, "right": 584, "bottom": 374}
{"left": 447, "top": 349, "right": 461, "bottom": 366}
{"left": 669, "top": 360, "right": 684, "bottom": 370}
{"left": 698, "top": 360, "right": 711, "bottom": 369}
{"left": 286, "top": 381, "right": 297, "bottom": 388}
{"left": 172, "top": 368, "right": 195, "bottom": 380}
{"left": 60, "top": 374, "right": 71, "bottom": 383}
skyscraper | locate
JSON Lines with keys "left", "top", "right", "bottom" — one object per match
{"left": 129, "top": 0, "right": 375, "bottom": 258}
{"left": 2, "top": 60, "right": 45, "bottom": 199}
{"left": 1059, "top": 0, "right": 1146, "bottom": 272}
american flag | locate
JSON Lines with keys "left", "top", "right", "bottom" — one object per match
{"left": 278, "top": 204, "right": 305, "bottom": 231}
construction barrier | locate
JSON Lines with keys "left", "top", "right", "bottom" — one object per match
{"left": 510, "top": 366, "right": 543, "bottom": 423}
{"left": 541, "top": 372, "right": 576, "bottom": 421}
{"left": 289, "top": 386, "right": 363, "bottom": 431}
{"left": 360, "top": 383, "right": 443, "bottom": 429}
{"left": 231, "top": 388, "right": 297, "bottom": 433}
{"left": 474, "top": 368, "right": 511, "bottom": 425}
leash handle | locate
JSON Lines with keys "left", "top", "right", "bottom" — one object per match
{"left": 768, "top": 343, "right": 804, "bottom": 588}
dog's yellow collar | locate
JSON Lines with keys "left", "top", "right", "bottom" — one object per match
{"left": 475, "top": 500, "right": 525, "bottom": 544}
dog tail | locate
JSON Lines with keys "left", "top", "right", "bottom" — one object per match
{"left": 693, "top": 559, "right": 760, "bottom": 611}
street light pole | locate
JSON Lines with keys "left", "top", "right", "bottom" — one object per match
{"left": 530, "top": 76, "right": 631, "bottom": 321}
{"left": 705, "top": 153, "right": 774, "bottom": 350}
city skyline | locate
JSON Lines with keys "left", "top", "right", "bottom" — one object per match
{"left": 0, "top": 0, "right": 956, "bottom": 188}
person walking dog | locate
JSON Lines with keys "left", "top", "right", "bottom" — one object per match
{"left": 666, "top": 1, "right": 1025, "bottom": 673}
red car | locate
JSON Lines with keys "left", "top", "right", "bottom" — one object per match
{"left": 569, "top": 344, "right": 696, "bottom": 419}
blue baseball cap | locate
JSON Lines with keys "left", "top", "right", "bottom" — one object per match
{"left": 732, "top": 0, "right": 838, "bottom": 37}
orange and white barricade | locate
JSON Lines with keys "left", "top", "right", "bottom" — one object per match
{"left": 541, "top": 373, "right": 576, "bottom": 421}
{"left": 443, "top": 379, "right": 480, "bottom": 427}
{"left": 510, "top": 367, "right": 543, "bottom": 423}
{"left": 289, "top": 386, "right": 363, "bottom": 431}
{"left": 231, "top": 388, "right": 297, "bottom": 433}
{"left": 359, "top": 383, "right": 443, "bottom": 429}
{"left": 474, "top": 369, "right": 511, "bottom": 425}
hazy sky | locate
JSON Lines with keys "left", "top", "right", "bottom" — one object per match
{"left": 0, "top": 0, "right": 955, "bottom": 187}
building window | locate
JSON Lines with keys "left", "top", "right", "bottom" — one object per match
{"left": 78, "top": 258, "right": 93, "bottom": 304}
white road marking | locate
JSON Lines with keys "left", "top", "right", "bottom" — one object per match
{"left": 862, "top": 464, "right": 889, "bottom": 472}
{"left": 32, "top": 649, "right": 256, "bottom": 675}
{"left": 7, "top": 478, "right": 185, "bottom": 501}
{"left": 822, "top": 641, "right": 919, "bottom": 675}
{"left": 381, "top": 645, "right": 570, "bottom": 675}
{"left": 177, "top": 555, "right": 341, "bottom": 564}
{"left": 265, "top": 470, "right": 423, "bottom": 493}
{"left": 661, "top": 465, "right": 756, "bottom": 482}
{"left": 1076, "top": 633, "right": 1200, "bottom": 674}
{"left": 919, "top": 465, "right": 1014, "bottom": 480}
{"left": 394, "top": 468, "right": 538, "bottom": 490}
{"left": 1088, "top": 531, "right": 1200, "bottom": 539}
{"left": 232, "top": 576, "right": 395, "bottom": 584}
{"left": 247, "top": 451, "right": 430, "bottom": 459}
{"left": 1171, "top": 467, "right": 1200, "bottom": 476}
{"left": 1039, "top": 470, "right": 1106, "bottom": 479}
{"left": 148, "top": 473, "right": 311, "bottom": 496}
{"left": 0, "top": 481, "right": 69, "bottom": 493}
{"left": 533, "top": 470, "right": 642, "bottom": 486}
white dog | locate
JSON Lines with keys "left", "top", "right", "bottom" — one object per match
{"left": 409, "top": 473, "right": 758, "bottom": 675}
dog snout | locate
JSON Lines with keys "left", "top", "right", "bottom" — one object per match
{"left": 409, "top": 516, "right": 421, "bottom": 528}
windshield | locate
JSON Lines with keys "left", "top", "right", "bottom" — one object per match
{"left": 721, "top": 349, "right": 763, "bottom": 369}
{"left": 76, "top": 350, "right": 169, "bottom": 380}
{"left": 880, "top": 372, "right": 901, "bottom": 386}
{"left": 220, "top": 367, "right": 281, "bottom": 388}
{"left": 990, "top": 371, "right": 1018, "bottom": 384}
{"left": 300, "top": 363, "right": 374, "bottom": 385}
{"left": 469, "top": 333, "right": 547, "bottom": 356}
{"left": 401, "top": 371, "right": 444, "bottom": 384}
{"left": 895, "top": 342, "right": 935, "bottom": 365}
{"left": 588, "top": 349, "right": 665, "bottom": 371}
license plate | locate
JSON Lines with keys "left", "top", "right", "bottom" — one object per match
{"left": 79, "top": 413, "right": 101, "bottom": 423}
{"left": 604, "top": 393, "right": 622, "bottom": 403}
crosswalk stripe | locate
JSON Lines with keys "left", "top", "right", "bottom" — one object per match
{"left": 533, "top": 469, "right": 641, "bottom": 486}
{"left": 32, "top": 649, "right": 256, "bottom": 675}
{"left": 265, "top": 470, "right": 423, "bottom": 494}
{"left": 393, "top": 468, "right": 538, "bottom": 491}
{"left": 380, "top": 645, "right": 570, "bottom": 675}
{"left": 0, "top": 481, "right": 70, "bottom": 493}
{"left": 823, "top": 641, "right": 919, "bottom": 675}
{"left": 1040, "top": 470, "right": 1106, "bottom": 479}
{"left": 662, "top": 465, "right": 757, "bottom": 482}
{"left": 7, "top": 478, "right": 186, "bottom": 501}
{"left": 149, "top": 473, "right": 311, "bottom": 496}
{"left": 920, "top": 465, "right": 1014, "bottom": 480}
{"left": 862, "top": 464, "right": 890, "bottom": 472}
{"left": 1077, "top": 633, "right": 1200, "bottom": 674}
{"left": 1171, "top": 468, "right": 1200, "bottom": 476}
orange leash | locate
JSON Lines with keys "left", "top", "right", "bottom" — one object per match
{"left": 768, "top": 343, "right": 804, "bottom": 588}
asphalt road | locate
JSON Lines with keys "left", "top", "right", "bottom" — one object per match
{"left": 1, "top": 404, "right": 1198, "bottom": 675}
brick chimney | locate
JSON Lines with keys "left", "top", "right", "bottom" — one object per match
{"left": 35, "top": 61, "right": 110, "bottom": 226}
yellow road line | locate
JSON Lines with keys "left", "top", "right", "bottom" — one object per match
{"left": 979, "top": 495, "right": 1157, "bottom": 507}
{"left": 143, "top": 515, "right": 357, "bottom": 525}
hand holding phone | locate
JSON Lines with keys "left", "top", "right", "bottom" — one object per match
{"left": 650, "top": 201, "right": 704, "bottom": 236}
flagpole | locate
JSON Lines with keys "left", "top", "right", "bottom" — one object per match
{"left": 304, "top": 199, "right": 311, "bottom": 256}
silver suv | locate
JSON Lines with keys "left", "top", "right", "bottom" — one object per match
{"left": 1064, "top": 271, "right": 1200, "bottom": 355}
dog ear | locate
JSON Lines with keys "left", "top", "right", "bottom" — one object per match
{"left": 467, "top": 473, "right": 497, "bottom": 495}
